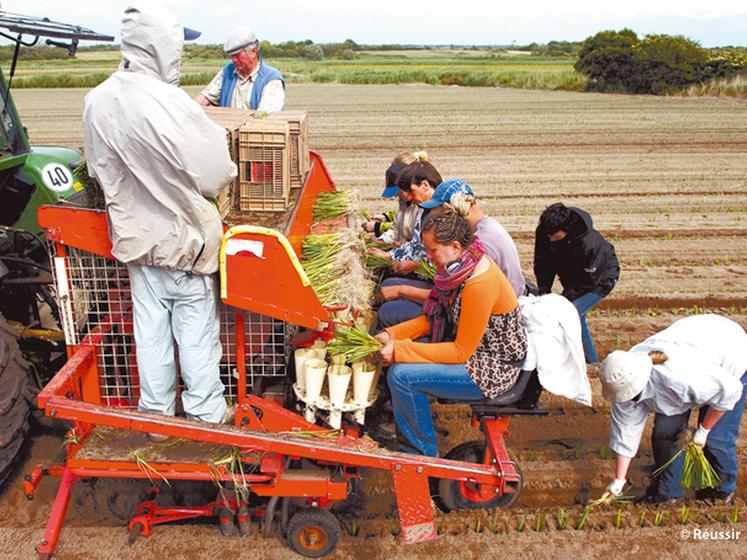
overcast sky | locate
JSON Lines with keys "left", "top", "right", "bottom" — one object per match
{"left": 4, "top": 0, "right": 746, "bottom": 48}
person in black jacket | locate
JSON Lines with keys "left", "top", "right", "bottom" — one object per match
{"left": 534, "top": 203, "right": 620, "bottom": 363}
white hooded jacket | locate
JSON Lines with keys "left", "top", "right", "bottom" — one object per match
{"left": 83, "top": 3, "right": 237, "bottom": 275}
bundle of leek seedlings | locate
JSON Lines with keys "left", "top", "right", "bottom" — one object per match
{"left": 302, "top": 231, "right": 376, "bottom": 309}
{"left": 653, "top": 431, "right": 721, "bottom": 490}
{"left": 365, "top": 252, "right": 391, "bottom": 271}
{"left": 328, "top": 322, "right": 383, "bottom": 363}
{"left": 414, "top": 260, "right": 436, "bottom": 280}
{"left": 313, "top": 191, "right": 351, "bottom": 222}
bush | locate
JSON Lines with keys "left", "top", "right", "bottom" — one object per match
{"left": 574, "top": 29, "right": 730, "bottom": 94}
{"left": 300, "top": 44, "right": 324, "bottom": 61}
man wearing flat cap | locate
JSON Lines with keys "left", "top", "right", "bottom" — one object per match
{"left": 195, "top": 26, "right": 285, "bottom": 112}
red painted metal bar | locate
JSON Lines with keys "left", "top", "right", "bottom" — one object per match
{"left": 40, "top": 207, "right": 112, "bottom": 258}
{"left": 235, "top": 310, "right": 246, "bottom": 406}
{"left": 42, "top": 396, "right": 502, "bottom": 484}
{"left": 36, "top": 468, "right": 76, "bottom": 559}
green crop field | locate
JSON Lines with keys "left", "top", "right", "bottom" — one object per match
{"left": 10, "top": 49, "right": 583, "bottom": 91}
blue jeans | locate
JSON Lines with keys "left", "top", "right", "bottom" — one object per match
{"left": 571, "top": 292, "right": 604, "bottom": 363}
{"left": 387, "top": 362, "right": 484, "bottom": 456}
{"left": 376, "top": 277, "right": 432, "bottom": 331}
{"left": 652, "top": 372, "right": 747, "bottom": 498}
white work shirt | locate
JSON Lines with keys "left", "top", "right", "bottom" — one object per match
{"left": 609, "top": 315, "right": 747, "bottom": 457}
{"left": 201, "top": 63, "right": 285, "bottom": 112}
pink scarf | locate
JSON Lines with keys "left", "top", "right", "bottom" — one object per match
{"left": 423, "top": 237, "right": 486, "bottom": 342}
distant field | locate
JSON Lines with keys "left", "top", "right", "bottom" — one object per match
{"left": 10, "top": 50, "right": 583, "bottom": 91}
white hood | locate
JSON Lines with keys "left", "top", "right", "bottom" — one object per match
{"left": 120, "top": 3, "right": 183, "bottom": 85}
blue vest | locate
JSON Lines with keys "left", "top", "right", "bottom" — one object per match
{"left": 219, "top": 59, "right": 285, "bottom": 110}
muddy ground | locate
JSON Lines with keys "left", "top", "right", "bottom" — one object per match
{"left": 5, "top": 84, "right": 747, "bottom": 558}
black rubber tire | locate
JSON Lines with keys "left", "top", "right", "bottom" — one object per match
{"left": 286, "top": 509, "right": 341, "bottom": 558}
{"left": 0, "top": 314, "right": 32, "bottom": 489}
{"left": 437, "top": 440, "right": 523, "bottom": 512}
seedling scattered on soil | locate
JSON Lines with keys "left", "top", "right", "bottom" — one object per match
{"left": 653, "top": 511, "right": 665, "bottom": 527}
{"left": 638, "top": 511, "right": 647, "bottom": 527}
{"left": 598, "top": 444, "right": 609, "bottom": 460}
{"left": 730, "top": 507, "right": 739, "bottom": 524}
{"left": 679, "top": 505, "right": 691, "bottom": 525}
{"left": 343, "top": 519, "right": 359, "bottom": 536}
{"left": 534, "top": 513, "right": 545, "bottom": 532}
{"left": 473, "top": 517, "right": 483, "bottom": 533}
{"left": 435, "top": 516, "right": 444, "bottom": 535}
{"left": 614, "top": 508, "right": 623, "bottom": 529}
{"left": 576, "top": 506, "right": 591, "bottom": 530}
{"left": 556, "top": 508, "right": 568, "bottom": 530}
{"left": 517, "top": 515, "right": 526, "bottom": 532}
{"left": 488, "top": 511, "right": 501, "bottom": 534}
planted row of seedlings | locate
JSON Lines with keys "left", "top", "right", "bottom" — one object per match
{"left": 335, "top": 502, "right": 744, "bottom": 539}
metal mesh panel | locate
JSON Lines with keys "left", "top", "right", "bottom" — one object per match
{"left": 50, "top": 244, "right": 291, "bottom": 408}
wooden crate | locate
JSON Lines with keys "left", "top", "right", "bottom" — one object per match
{"left": 266, "top": 111, "right": 309, "bottom": 190}
{"left": 238, "top": 120, "right": 290, "bottom": 212}
{"left": 203, "top": 107, "right": 256, "bottom": 216}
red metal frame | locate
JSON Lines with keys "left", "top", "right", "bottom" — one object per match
{"left": 29, "top": 150, "right": 521, "bottom": 558}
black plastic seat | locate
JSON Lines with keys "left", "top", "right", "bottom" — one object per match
{"left": 438, "top": 369, "right": 549, "bottom": 417}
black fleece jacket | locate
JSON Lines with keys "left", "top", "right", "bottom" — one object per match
{"left": 533, "top": 207, "right": 620, "bottom": 301}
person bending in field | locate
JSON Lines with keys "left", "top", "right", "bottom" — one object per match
{"left": 596, "top": 314, "right": 747, "bottom": 505}
{"left": 375, "top": 206, "right": 527, "bottom": 456}
{"left": 533, "top": 203, "right": 619, "bottom": 363}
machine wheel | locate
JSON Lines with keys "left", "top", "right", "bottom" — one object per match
{"left": 286, "top": 509, "right": 341, "bottom": 558}
{"left": 437, "top": 440, "right": 523, "bottom": 512}
{"left": 0, "top": 314, "right": 33, "bottom": 489}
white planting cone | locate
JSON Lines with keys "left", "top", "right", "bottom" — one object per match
{"left": 327, "top": 365, "right": 352, "bottom": 408}
{"left": 352, "top": 361, "right": 376, "bottom": 405}
{"left": 304, "top": 358, "right": 328, "bottom": 403}
{"left": 312, "top": 339, "right": 328, "bottom": 361}
{"left": 294, "top": 348, "right": 319, "bottom": 393}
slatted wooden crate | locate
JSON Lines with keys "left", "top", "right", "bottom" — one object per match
{"left": 267, "top": 111, "right": 309, "bottom": 190}
{"left": 203, "top": 107, "right": 256, "bottom": 216}
{"left": 238, "top": 120, "right": 290, "bottom": 212}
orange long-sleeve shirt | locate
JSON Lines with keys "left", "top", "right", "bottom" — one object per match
{"left": 385, "top": 259, "right": 517, "bottom": 363}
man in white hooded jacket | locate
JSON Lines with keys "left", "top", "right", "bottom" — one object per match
{"left": 83, "top": 4, "right": 237, "bottom": 426}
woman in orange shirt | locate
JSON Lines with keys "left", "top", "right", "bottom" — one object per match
{"left": 376, "top": 205, "right": 527, "bottom": 456}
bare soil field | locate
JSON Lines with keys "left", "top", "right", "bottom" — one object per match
{"left": 6, "top": 84, "right": 747, "bottom": 558}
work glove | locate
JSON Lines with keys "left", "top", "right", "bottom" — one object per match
{"left": 692, "top": 424, "right": 710, "bottom": 448}
{"left": 595, "top": 478, "right": 626, "bottom": 504}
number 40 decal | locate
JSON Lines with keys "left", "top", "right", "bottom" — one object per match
{"left": 41, "top": 163, "right": 74, "bottom": 193}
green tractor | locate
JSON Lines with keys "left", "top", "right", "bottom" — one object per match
{"left": 0, "top": 12, "right": 112, "bottom": 486}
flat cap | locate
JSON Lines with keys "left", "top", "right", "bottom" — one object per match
{"left": 224, "top": 26, "right": 257, "bottom": 55}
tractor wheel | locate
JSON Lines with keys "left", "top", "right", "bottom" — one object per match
{"left": 286, "top": 509, "right": 341, "bottom": 558}
{"left": 437, "top": 440, "right": 523, "bottom": 512}
{"left": 0, "top": 313, "right": 33, "bottom": 489}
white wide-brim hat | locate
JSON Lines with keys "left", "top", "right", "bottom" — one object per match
{"left": 598, "top": 350, "right": 653, "bottom": 402}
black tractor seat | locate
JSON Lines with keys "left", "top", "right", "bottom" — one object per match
{"left": 438, "top": 369, "right": 550, "bottom": 417}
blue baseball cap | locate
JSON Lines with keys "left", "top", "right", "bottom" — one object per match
{"left": 419, "top": 178, "right": 474, "bottom": 209}
{"left": 183, "top": 27, "right": 201, "bottom": 41}
{"left": 381, "top": 161, "right": 405, "bottom": 198}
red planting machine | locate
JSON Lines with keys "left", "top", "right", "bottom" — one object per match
{"left": 25, "top": 151, "right": 547, "bottom": 558}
